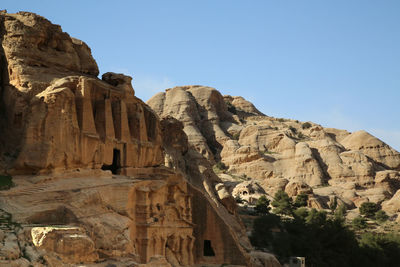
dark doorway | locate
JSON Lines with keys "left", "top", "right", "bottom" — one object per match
{"left": 203, "top": 240, "right": 215, "bottom": 257}
{"left": 101, "top": 149, "right": 121, "bottom": 174}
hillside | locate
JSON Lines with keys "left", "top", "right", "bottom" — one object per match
{"left": 148, "top": 86, "right": 400, "bottom": 220}
{"left": 0, "top": 11, "right": 280, "bottom": 267}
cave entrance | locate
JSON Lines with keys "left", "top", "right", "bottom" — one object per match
{"left": 101, "top": 149, "right": 121, "bottom": 174}
{"left": 203, "top": 240, "right": 215, "bottom": 257}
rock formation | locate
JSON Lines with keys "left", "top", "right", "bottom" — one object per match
{"left": 148, "top": 86, "right": 400, "bottom": 220}
{"left": 0, "top": 11, "right": 280, "bottom": 267}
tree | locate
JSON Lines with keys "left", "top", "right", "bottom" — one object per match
{"left": 352, "top": 216, "right": 367, "bottom": 229}
{"left": 305, "top": 208, "right": 327, "bottom": 225}
{"left": 250, "top": 213, "right": 281, "bottom": 249}
{"left": 359, "top": 202, "right": 379, "bottom": 218}
{"left": 375, "top": 210, "right": 389, "bottom": 223}
{"left": 334, "top": 204, "right": 347, "bottom": 223}
{"left": 271, "top": 190, "right": 293, "bottom": 215}
{"left": 255, "top": 195, "right": 270, "bottom": 215}
{"left": 301, "top": 122, "right": 312, "bottom": 129}
{"left": 293, "top": 207, "right": 309, "bottom": 221}
{"left": 294, "top": 193, "right": 308, "bottom": 208}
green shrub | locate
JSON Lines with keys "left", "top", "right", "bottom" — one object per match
{"left": 250, "top": 213, "right": 281, "bottom": 249}
{"left": 251, "top": 207, "right": 362, "bottom": 266}
{"left": 271, "top": 190, "right": 293, "bottom": 215}
{"left": 288, "top": 126, "right": 297, "bottom": 133}
{"left": 301, "top": 122, "right": 312, "bottom": 129}
{"left": 375, "top": 210, "right": 389, "bottom": 223}
{"left": 352, "top": 216, "right": 367, "bottom": 229}
{"left": 294, "top": 193, "right": 308, "bottom": 208}
{"left": 255, "top": 195, "right": 270, "bottom": 215}
{"left": 297, "top": 132, "right": 306, "bottom": 139}
{"left": 293, "top": 207, "right": 309, "bottom": 220}
{"left": 251, "top": 203, "right": 400, "bottom": 267}
{"left": 0, "top": 175, "right": 14, "bottom": 190}
{"left": 359, "top": 202, "right": 379, "bottom": 218}
{"left": 334, "top": 204, "right": 347, "bottom": 222}
{"left": 215, "top": 161, "right": 227, "bottom": 171}
{"left": 359, "top": 232, "right": 400, "bottom": 266}
{"left": 306, "top": 208, "right": 327, "bottom": 225}
{"left": 225, "top": 101, "right": 237, "bottom": 114}
{"left": 232, "top": 133, "right": 240, "bottom": 140}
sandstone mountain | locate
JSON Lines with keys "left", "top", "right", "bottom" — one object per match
{"left": 0, "top": 11, "right": 280, "bottom": 267}
{"left": 147, "top": 86, "right": 400, "bottom": 220}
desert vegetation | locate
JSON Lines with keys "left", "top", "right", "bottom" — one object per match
{"left": 248, "top": 191, "right": 400, "bottom": 266}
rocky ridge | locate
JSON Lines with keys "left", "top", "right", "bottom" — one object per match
{"left": 147, "top": 86, "right": 400, "bottom": 220}
{"left": 0, "top": 11, "right": 280, "bottom": 267}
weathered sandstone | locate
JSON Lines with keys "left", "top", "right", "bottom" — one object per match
{"left": 0, "top": 11, "right": 279, "bottom": 267}
{"left": 148, "top": 86, "right": 400, "bottom": 219}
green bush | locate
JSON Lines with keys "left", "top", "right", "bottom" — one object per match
{"left": 294, "top": 193, "right": 308, "bottom": 208}
{"left": 251, "top": 208, "right": 362, "bottom": 266}
{"left": 288, "top": 126, "right": 297, "bottom": 133}
{"left": 293, "top": 207, "right": 309, "bottom": 220}
{"left": 334, "top": 204, "right": 347, "bottom": 222}
{"left": 306, "top": 208, "right": 327, "bottom": 225}
{"left": 359, "top": 202, "right": 379, "bottom": 218}
{"left": 215, "top": 161, "right": 227, "bottom": 171}
{"left": 251, "top": 204, "right": 400, "bottom": 267}
{"left": 0, "top": 175, "right": 14, "bottom": 190}
{"left": 375, "top": 210, "right": 389, "bottom": 223}
{"left": 301, "top": 122, "right": 312, "bottom": 129}
{"left": 359, "top": 232, "right": 400, "bottom": 266}
{"left": 225, "top": 101, "right": 237, "bottom": 114}
{"left": 232, "top": 133, "right": 240, "bottom": 140}
{"left": 250, "top": 213, "right": 281, "bottom": 249}
{"left": 271, "top": 190, "right": 293, "bottom": 215}
{"left": 352, "top": 216, "right": 367, "bottom": 229}
{"left": 297, "top": 132, "right": 306, "bottom": 139}
{"left": 255, "top": 195, "right": 270, "bottom": 215}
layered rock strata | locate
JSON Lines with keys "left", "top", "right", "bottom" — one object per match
{"left": 0, "top": 11, "right": 279, "bottom": 267}
{"left": 148, "top": 86, "right": 400, "bottom": 218}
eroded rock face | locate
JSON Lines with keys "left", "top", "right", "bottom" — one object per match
{"left": 0, "top": 12, "right": 162, "bottom": 174}
{"left": 31, "top": 226, "right": 98, "bottom": 263}
{"left": 13, "top": 75, "right": 163, "bottom": 174}
{"left": 148, "top": 86, "right": 400, "bottom": 219}
{"left": 159, "top": 116, "right": 257, "bottom": 266}
{"left": 0, "top": 11, "right": 269, "bottom": 267}
{"left": 148, "top": 86, "right": 233, "bottom": 163}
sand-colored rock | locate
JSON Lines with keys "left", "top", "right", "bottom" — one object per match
{"left": 232, "top": 180, "right": 266, "bottom": 204}
{"left": 158, "top": 117, "right": 264, "bottom": 266}
{"left": 284, "top": 180, "right": 313, "bottom": 198}
{"left": 0, "top": 233, "right": 20, "bottom": 260}
{"left": 150, "top": 86, "right": 400, "bottom": 220}
{"left": 0, "top": 12, "right": 162, "bottom": 174}
{"left": 249, "top": 251, "right": 282, "bottom": 267}
{"left": 382, "top": 189, "right": 400, "bottom": 215}
{"left": 0, "top": 11, "right": 274, "bottom": 267}
{"left": 341, "top": 130, "right": 400, "bottom": 169}
{"left": 148, "top": 86, "right": 234, "bottom": 162}
{"left": 31, "top": 226, "right": 98, "bottom": 263}
{"left": 224, "top": 95, "right": 264, "bottom": 116}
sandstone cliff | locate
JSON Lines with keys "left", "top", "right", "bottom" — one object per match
{"left": 0, "top": 11, "right": 280, "bottom": 267}
{"left": 147, "top": 86, "right": 400, "bottom": 220}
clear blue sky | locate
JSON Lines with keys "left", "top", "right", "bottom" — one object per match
{"left": 3, "top": 0, "right": 400, "bottom": 151}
